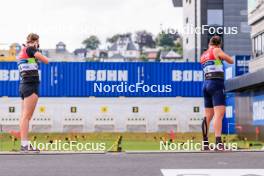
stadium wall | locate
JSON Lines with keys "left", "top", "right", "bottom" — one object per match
{"left": 0, "top": 97, "right": 208, "bottom": 133}
{"left": 0, "top": 61, "right": 236, "bottom": 133}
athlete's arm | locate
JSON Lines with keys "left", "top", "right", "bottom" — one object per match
{"left": 34, "top": 52, "right": 49, "bottom": 64}
{"left": 214, "top": 48, "right": 234, "bottom": 64}
{"left": 26, "top": 47, "right": 49, "bottom": 64}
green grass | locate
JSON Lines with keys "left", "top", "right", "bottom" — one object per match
{"left": 0, "top": 133, "right": 117, "bottom": 152}
{"left": 122, "top": 140, "right": 161, "bottom": 151}
{"left": 0, "top": 132, "right": 263, "bottom": 152}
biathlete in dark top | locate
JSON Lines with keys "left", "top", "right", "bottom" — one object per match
{"left": 200, "top": 35, "right": 234, "bottom": 151}
{"left": 17, "top": 33, "right": 49, "bottom": 152}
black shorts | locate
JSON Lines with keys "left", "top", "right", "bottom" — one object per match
{"left": 19, "top": 83, "right": 39, "bottom": 100}
{"left": 202, "top": 79, "right": 226, "bottom": 108}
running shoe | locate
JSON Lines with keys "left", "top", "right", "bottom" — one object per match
{"left": 201, "top": 141, "right": 210, "bottom": 151}
{"left": 215, "top": 143, "right": 226, "bottom": 151}
{"left": 20, "top": 145, "right": 40, "bottom": 153}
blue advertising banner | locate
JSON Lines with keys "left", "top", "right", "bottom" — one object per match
{"left": 222, "top": 93, "right": 236, "bottom": 134}
{"left": 225, "top": 55, "right": 250, "bottom": 80}
{"left": 252, "top": 95, "right": 264, "bottom": 126}
{"left": 235, "top": 55, "right": 250, "bottom": 76}
{"left": 0, "top": 62, "right": 204, "bottom": 97}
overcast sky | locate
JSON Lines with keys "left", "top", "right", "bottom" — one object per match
{"left": 0, "top": 0, "right": 182, "bottom": 51}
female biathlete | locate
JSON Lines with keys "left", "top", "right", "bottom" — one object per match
{"left": 18, "top": 33, "right": 49, "bottom": 152}
{"left": 200, "top": 35, "right": 233, "bottom": 151}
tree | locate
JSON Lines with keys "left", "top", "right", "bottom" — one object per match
{"left": 135, "top": 30, "right": 156, "bottom": 53}
{"left": 156, "top": 32, "right": 176, "bottom": 48}
{"left": 82, "top": 35, "right": 101, "bottom": 50}
{"left": 174, "top": 42, "right": 183, "bottom": 56}
{"left": 107, "top": 34, "right": 121, "bottom": 44}
{"left": 156, "top": 31, "right": 183, "bottom": 54}
{"left": 139, "top": 53, "right": 148, "bottom": 62}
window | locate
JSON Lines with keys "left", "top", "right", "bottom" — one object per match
{"left": 254, "top": 37, "right": 258, "bottom": 54}
{"left": 241, "top": 22, "right": 251, "bottom": 33}
{"left": 248, "top": 0, "right": 257, "bottom": 13}
{"left": 254, "top": 33, "right": 264, "bottom": 57}
{"left": 186, "top": 17, "right": 189, "bottom": 24}
{"left": 258, "top": 35, "right": 262, "bottom": 55}
{"left": 186, "top": 38, "right": 189, "bottom": 44}
{"left": 262, "top": 33, "right": 264, "bottom": 54}
{"left": 207, "top": 10, "right": 223, "bottom": 26}
{"left": 185, "top": 0, "right": 191, "bottom": 4}
{"left": 240, "top": 10, "right": 247, "bottom": 16}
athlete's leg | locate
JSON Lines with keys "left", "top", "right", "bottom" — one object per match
{"left": 201, "top": 108, "right": 214, "bottom": 150}
{"left": 211, "top": 81, "right": 226, "bottom": 148}
{"left": 213, "top": 105, "right": 225, "bottom": 137}
{"left": 20, "top": 99, "right": 24, "bottom": 133}
{"left": 20, "top": 99, "right": 24, "bottom": 121}
{"left": 202, "top": 81, "right": 214, "bottom": 150}
{"left": 20, "top": 93, "right": 38, "bottom": 142}
{"left": 204, "top": 108, "right": 214, "bottom": 135}
{"left": 20, "top": 99, "right": 27, "bottom": 147}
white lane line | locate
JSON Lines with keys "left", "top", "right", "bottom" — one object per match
{"left": 161, "top": 169, "right": 264, "bottom": 176}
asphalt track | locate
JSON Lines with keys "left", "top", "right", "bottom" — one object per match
{"left": 0, "top": 151, "right": 264, "bottom": 176}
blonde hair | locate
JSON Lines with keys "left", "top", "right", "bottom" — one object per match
{"left": 27, "top": 33, "right": 39, "bottom": 44}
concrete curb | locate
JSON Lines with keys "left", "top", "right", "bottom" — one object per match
{"left": 125, "top": 149, "right": 264, "bottom": 154}
{"left": 0, "top": 151, "right": 106, "bottom": 155}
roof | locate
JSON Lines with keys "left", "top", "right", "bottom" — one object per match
{"left": 110, "top": 53, "right": 125, "bottom": 59}
{"left": 172, "top": 0, "right": 183, "bottom": 7}
{"left": 43, "top": 49, "right": 76, "bottom": 59}
{"left": 108, "top": 35, "right": 138, "bottom": 51}
{"left": 57, "top": 41, "right": 66, "bottom": 46}
{"left": 144, "top": 48, "right": 159, "bottom": 52}
{"left": 109, "top": 43, "right": 117, "bottom": 51}
{"left": 144, "top": 51, "right": 158, "bottom": 59}
{"left": 74, "top": 48, "right": 87, "bottom": 55}
{"left": 225, "top": 69, "right": 264, "bottom": 92}
{"left": 127, "top": 42, "right": 137, "bottom": 50}
{"left": 160, "top": 50, "right": 181, "bottom": 59}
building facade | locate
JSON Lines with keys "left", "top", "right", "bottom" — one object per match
{"left": 248, "top": 0, "right": 264, "bottom": 72}
{"left": 108, "top": 34, "right": 140, "bottom": 62}
{"left": 173, "top": 0, "right": 251, "bottom": 62}
{"left": 0, "top": 43, "right": 20, "bottom": 61}
{"left": 43, "top": 42, "right": 83, "bottom": 62}
{"left": 224, "top": 0, "right": 264, "bottom": 140}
